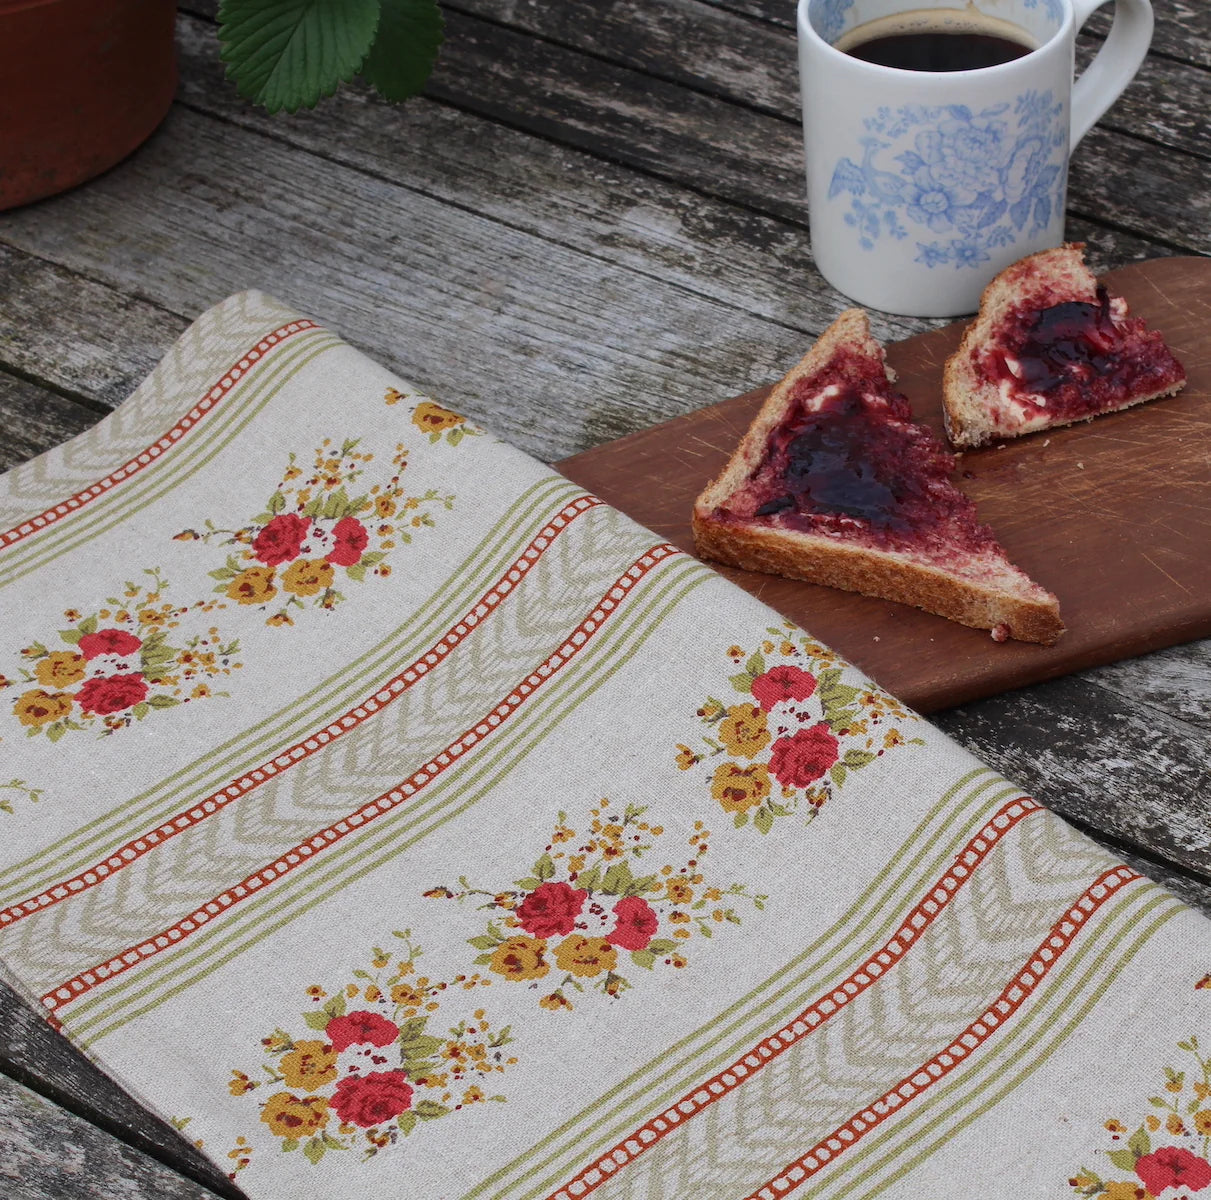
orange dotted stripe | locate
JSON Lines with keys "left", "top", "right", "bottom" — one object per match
{"left": 739, "top": 864, "right": 1140, "bottom": 1200}
{"left": 545, "top": 796, "right": 1049, "bottom": 1200}
{"left": 0, "top": 320, "right": 318, "bottom": 552}
{"left": 1, "top": 497, "right": 603, "bottom": 932}
{"left": 40, "top": 543, "right": 679, "bottom": 1015}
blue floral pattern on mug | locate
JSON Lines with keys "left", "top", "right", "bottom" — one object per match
{"left": 827, "top": 90, "right": 1066, "bottom": 269}
{"left": 811, "top": 0, "right": 856, "bottom": 43}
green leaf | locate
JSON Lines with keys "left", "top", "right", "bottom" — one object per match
{"left": 281, "top": 1137, "right": 300, "bottom": 1153}
{"left": 647, "top": 939, "right": 678, "bottom": 955}
{"left": 630, "top": 949, "right": 656, "bottom": 970}
{"left": 218, "top": 0, "right": 382, "bottom": 114}
{"left": 398, "top": 1110, "right": 419, "bottom": 1136}
{"left": 468, "top": 933, "right": 502, "bottom": 950}
{"left": 344, "top": 564, "right": 367, "bottom": 583}
{"left": 753, "top": 806, "right": 775, "bottom": 835}
{"left": 842, "top": 749, "right": 876, "bottom": 769}
{"left": 600, "top": 860, "right": 634, "bottom": 896}
{"left": 413, "top": 1099, "right": 451, "bottom": 1120}
{"left": 147, "top": 694, "right": 181, "bottom": 708}
{"left": 360, "top": 0, "right": 442, "bottom": 103}
{"left": 473, "top": 951, "right": 495, "bottom": 966}
{"left": 829, "top": 763, "right": 848, "bottom": 786}
{"left": 513, "top": 876, "right": 541, "bottom": 892}
{"left": 77, "top": 615, "right": 98, "bottom": 635}
{"left": 268, "top": 490, "right": 286, "bottom": 514}
{"left": 728, "top": 671, "right": 755, "bottom": 694}
{"left": 629, "top": 874, "right": 660, "bottom": 896}
{"left": 400, "top": 1034, "right": 443, "bottom": 1059}
{"left": 533, "top": 852, "right": 556, "bottom": 881}
{"left": 131, "top": 701, "right": 150, "bottom": 720}
{"left": 732, "top": 810, "right": 748, "bottom": 828}
{"left": 574, "top": 864, "right": 601, "bottom": 892}
{"left": 1127, "top": 1126, "right": 1151, "bottom": 1159}
{"left": 1106, "top": 1148, "right": 1139, "bottom": 1171}
{"left": 302, "top": 1136, "right": 327, "bottom": 1165}
{"left": 302, "top": 1009, "right": 331, "bottom": 1030}
{"left": 745, "top": 651, "right": 766, "bottom": 678}
{"left": 57, "top": 628, "right": 83, "bottom": 645}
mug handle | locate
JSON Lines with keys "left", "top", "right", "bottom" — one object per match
{"left": 1070, "top": 0, "right": 1154, "bottom": 147}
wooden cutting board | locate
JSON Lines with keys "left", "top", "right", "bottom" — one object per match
{"left": 557, "top": 256, "right": 1211, "bottom": 712}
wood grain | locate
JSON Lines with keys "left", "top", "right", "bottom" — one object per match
{"left": 558, "top": 256, "right": 1211, "bottom": 710}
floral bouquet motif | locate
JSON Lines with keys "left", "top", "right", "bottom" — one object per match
{"left": 230, "top": 932, "right": 515, "bottom": 1166}
{"left": 2, "top": 568, "right": 241, "bottom": 740}
{"left": 177, "top": 436, "right": 453, "bottom": 625}
{"left": 427, "top": 801, "right": 766, "bottom": 1011}
{"left": 676, "top": 625, "right": 922, "bottom": 833}
{"left": 828, "top": 93, "right": 1065, "bottom": 270}
{"left": 1070, "top": 1034, "right": 1211, "bottom": 1199}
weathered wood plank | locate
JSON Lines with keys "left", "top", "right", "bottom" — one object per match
{"left": 448, "top": 0, "right": 1211, "bottom": 166}
{"left": 0, "top": 980, "right": 239, "bottom": 1199}
{"left": 699, "top": 0, "right": 1211, "bottom": 69}
{"left": 0, "top": 246, "right": 183, "bottom": 409}
{"left": 0, "top": 374, "right": 102, "bottom": 473}
{"left": 0, "top": 1070, "right": 230, "bottom": 1200}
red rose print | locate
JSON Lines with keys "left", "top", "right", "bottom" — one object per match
{"left": 75, "top": 673, "right": 149, "bottom": 716}
{"left": 77, "top": 628, "right": 143, "bottom": 661}
{"left": 516, "top": 881, "right": 588, "bottom": 939}
{"left": 1136, "top": 1147, "right": 1211, "bottom": 1195}
{"left": 607, "top": 895, "right": 659, "bottom": 951}
{"left": 331, "top": 1070, "right": 413, "bottom": 1128}
{"left": 768, "top": 724, "right": 840, "bottom": 788}
{"left": 751, "top": 665, "right": 817, "bottom": 711}
{"left": 327, "top": 516, "right": 370, "bottom": 567}
{"left": 325, "top": 1010, "right": 400, "bottom": 1053}
{"left": 252, "top": 513, "right": 310, "bottom": 566}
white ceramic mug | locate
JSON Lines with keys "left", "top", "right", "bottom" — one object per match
{"left": 798, "top": 0, "right": 1153, "bottom": 316}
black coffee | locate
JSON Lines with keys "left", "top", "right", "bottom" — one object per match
{"left": 845, "top": 29, "right": 1032, "bottom": 71}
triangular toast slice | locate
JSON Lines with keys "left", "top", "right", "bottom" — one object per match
{"left": 943, "top": 244, "right": 1186, "bottom": 448}
{"left": 692, "top": 309, "right": 1064, "bottom": 645}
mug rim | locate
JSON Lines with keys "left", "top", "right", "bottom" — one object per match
{"left": 796, "top": 0, "right": 1075, "bottom": 78}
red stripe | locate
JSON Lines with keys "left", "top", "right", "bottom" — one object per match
{"left": 41, "top": 544, "right": 678, "bottom": 1013}
{"left": 545, "top": 796, "right": 1045, "bottom": 1200}
{"left": 0, "top": 497, "right": 603, "bottom": 931}
{"left": 0, "top": 319, "right": 318, "bottom": 552}
{"left": 549, "top": 861, "right": 1138, "bottom": 1200}
{"left": 739, "top": 864, "right": 1139, "bottom": 1200}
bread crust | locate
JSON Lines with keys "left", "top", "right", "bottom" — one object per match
{"left": 943, "top": 243, "right": 1186, "bottom": 448}
{"left": 692, "top": 309, "right": 1065, "bottom": 646}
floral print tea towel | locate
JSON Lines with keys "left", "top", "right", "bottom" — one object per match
{"left": 1, "top": 291, "right": 1208, "bottom": 1200}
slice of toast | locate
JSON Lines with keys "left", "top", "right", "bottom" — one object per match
{"left": 692, "top": 309, "right": 1064, "bottom": 645}
{"left": 943, "top": 244, "right": 1186, "bottom": 449}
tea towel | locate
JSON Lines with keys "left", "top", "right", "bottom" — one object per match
{"left": 0, "top": 292, "right": 1205, "bottom": 1200}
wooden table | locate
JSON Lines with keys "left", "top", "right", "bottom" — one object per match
{"left": 1, "top": 3, "right": 1208, "bottom": 1196}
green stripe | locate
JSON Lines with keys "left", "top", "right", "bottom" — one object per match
{"left": 0, "top": 330, "right": 338, "bottom": 584}
{"left": 467, "top": 773, "right": 1026, "bottom": 1200}
{"left": 0, "top": 476, "right": 588, "bottom": 905}
{"left": 65, "top": 557, "right": 708, "bottom": 1040}
{"left": 826, "top": 884, "right": 1178, "bottom": 1200}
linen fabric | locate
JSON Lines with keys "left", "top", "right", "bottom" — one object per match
{"left": 1, "top": 293, "right": 1206, "bottom": 1200}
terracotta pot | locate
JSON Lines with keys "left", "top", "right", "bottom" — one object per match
{"left": 0, "top": 0, "right": 177, "bottom": 210}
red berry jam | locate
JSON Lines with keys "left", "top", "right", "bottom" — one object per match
{"left": 716, "top": 354, "right": 998, "bottom": 562}
{"left": 985, "top": 286, "right": 1185, "bottom": 420}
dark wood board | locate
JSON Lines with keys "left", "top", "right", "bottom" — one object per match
{"left": 557, "top": 256, "right": 1211, "bottom": 713}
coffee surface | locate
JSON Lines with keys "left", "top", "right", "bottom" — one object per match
{"left": 833, "top": 8, "right": 1036, "bottom": 73}
{"left": 844, "top": 30, "right": 1031, "bottom": 71}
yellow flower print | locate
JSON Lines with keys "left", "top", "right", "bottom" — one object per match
{"left": 375, "top": 494, "right": 397, "bottom": 517}
{"left": 718, "top": 703, "right": 771, "bottom": 758}
{"left": 259, "top": 1092, "right": 330, "bottom": 1138}
{"left": 14, "top": 689, "right": 73, "bottom": 728}
{"left": 674, "top": 744, "right": 699, "bottom": 770}
{"left": 553, "top": 935, "right": 617, "bottom": 979}
{"left": 1102, "top": 1183, "right": 1151, "bottom": 1200}
{"left": 710, "top": 761, "right": 772, "bottom": 813}
{"left": 412, "top": 401, "right": 465, "bottom": 434}
{"left": 278, "top": 1040, "right": 339, "bottom": 1091}
{"left": 539, "top": 992, "right": 574, "bottom": 1012}
{"left": 666, "top": 879, "right": 694, "bottom": 904}
{"left": 489, "top": 936, "right": 550, "bottom": 981}
{"left": 34, "top": 651, "right": 86, "bottom": 688}
{"left": 282, "top": 559, "right": 335, "bottom": 598}
{"left": 1196, "top": 1110, "right": 1211, "bottom": 1134}
{"left": 228, "top": 1070, "right": 256, "bottom": 1096}
{"left": 227, "top": 566, "right": 278, "bottom": 605}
